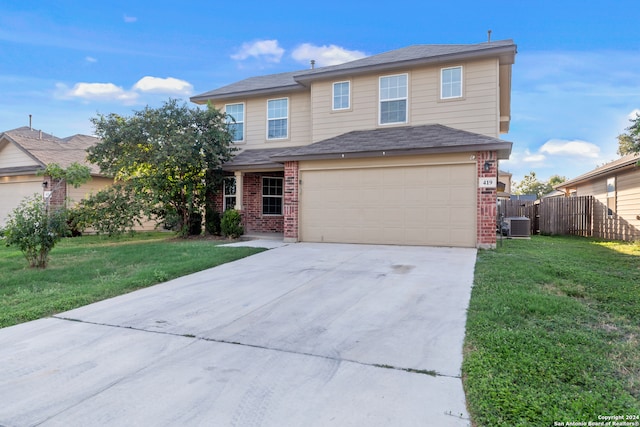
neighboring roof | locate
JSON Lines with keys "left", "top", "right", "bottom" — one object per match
{"left": 0, "top": 127, "right": 102, "bottom": 175}
{"left": 556, "top": 153, "right": 640, "bottom": 189}
{"left": 270, "top": 124, "right": 512, "bottom": 162}
{"left": 191, "top": 40, "right": 517, "bottom": 103}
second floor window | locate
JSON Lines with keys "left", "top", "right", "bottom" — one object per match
{"left": 333, "top": 81, "right": 350, "bottom": 110}
{"left": 225, "top": 103, "right": 244, "bottom": 142}
{"left": 441, "top": 66, "right": 463, "bottom": 99}
{"left": 267, "top": 98, "right": 288, "bottom": 139}
{"left": 379, "top": 74, "right": 407, "bottom": 125}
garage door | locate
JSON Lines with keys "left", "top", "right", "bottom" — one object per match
{"left": 300, "top": 163, "right": 476, "bottom": 247}
{"left": 0, "top": 177, "right": 42, "bottom": 226}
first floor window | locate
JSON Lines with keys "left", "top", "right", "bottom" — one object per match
{"left": 441, "top": 66, "right": 463, "bottom": 99}
{"left": 225, "top": 103, "right": 245, "bottom": 142}
{"left": 267, "top": 98, "right": 288, "bottom": 139}
{"left": 379, "top": 74, "right": 407, "bottom": 124}
{"left": 223, "top": 177, "right": 236, "bottom": 211}
{"left": 262, "top": 177, "right": 283, "bottom": 215}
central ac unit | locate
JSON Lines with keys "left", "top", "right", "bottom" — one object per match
{"left": 504, "top": 217, "right": 530, "bottom": 237}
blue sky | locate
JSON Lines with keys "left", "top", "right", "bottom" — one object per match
{"left": 1, "top": 0, "right": 638, "bottom": 184}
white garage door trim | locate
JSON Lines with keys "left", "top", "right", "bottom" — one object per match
{"left": 299, "top": 160, "right": 476, "bottom": 247}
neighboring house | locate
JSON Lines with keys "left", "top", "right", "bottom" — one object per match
{"left": 0, "top": 127, "right": 160, "bottom": 233}
{"left": 556, "top": 153, "right": 640, "bottom": 241}
{"left": 0, "top": 127, "right": 114, "bottom": 226}
{"left": 498, "top": 170, "right": 512, "bottom": 199}
{"left": 191, "top": 40, "right": 517, "bottom": 248}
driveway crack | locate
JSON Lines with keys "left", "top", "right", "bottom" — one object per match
{"left": 51, "top": 315, "right": 459, "bottom": 380}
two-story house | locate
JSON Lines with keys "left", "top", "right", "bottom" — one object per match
{"left": 191, "top": 40, "right": 516, "bottom": 248}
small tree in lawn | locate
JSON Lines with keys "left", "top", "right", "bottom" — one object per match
{"left": 2, "top": 162, "right": 91, "bottom": 268}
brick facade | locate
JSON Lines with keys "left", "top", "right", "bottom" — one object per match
{"left": 476, "top": 151, "right": 498, "bottom": 249}
{"left": 283, "top": 161, "right": 299, "bottom": 242}
{"left": 238, "top": 172, "right": 284, "bottom": 233}
{"left": 43, "top": 177, "right": 66, "bottom": 210}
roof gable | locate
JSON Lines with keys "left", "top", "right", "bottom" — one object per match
{"left": 0, "top": 127, "right": 102, "bottom": 175}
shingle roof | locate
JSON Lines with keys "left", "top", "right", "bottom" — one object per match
{"left": 0, "top": 127, "right": 102, "bottom": 175}
{"left": 271, "top": 124, "right": 512, "bottom": 161}
{"left": 222, "top": 147, "right": 290, "bottom": 171}
{"left": 556, "top": 153, "right": 640, "bottom": 189}
{"left": 191, "top": 40, "right": 516, "bottom": 102}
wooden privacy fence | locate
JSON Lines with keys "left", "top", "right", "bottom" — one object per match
{"left": 537, "top": 196, "right": 593, "bottom": 236}
{"left": 498, "top": 196, "right": 594, "bottom": 237}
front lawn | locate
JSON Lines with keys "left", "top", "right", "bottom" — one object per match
{"left": 0, "top": 232, "right": 265, "bottom": 328}
{"left": 464, "top": 235, "right": 640, "bottom": 426}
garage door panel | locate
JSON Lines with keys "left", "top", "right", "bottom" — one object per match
{"left": 0, "top": 179, "right": 43, "bottom": 226}
{"left": 300, "top": 163, "right": 476, "bottom": 247}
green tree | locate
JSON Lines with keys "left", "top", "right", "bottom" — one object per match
{"left": 87, "top": 99, "right": 237, "bottom": 236}
{"left": 2, "top": 163, "right": 91, "bottom": 268}
{"left": 617, "top": 113, "right": 640, "bottom": 156}
{"left": 514, "top": 172, "right": 567, "bottom": 199}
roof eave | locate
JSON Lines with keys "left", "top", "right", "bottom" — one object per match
{"left": 556, "top": 159, "right": 640, "bottom": 189}
{"left": 221, "top": 162, "right": 284, "bottom": 171}
{"left": 271, "top": 142, "right": 512, "bottom": 163}
{"left": 191, "top": 84, "right": 306, "bottom": 104}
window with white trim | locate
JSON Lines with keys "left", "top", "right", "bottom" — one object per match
{"left": 267, "top": 98, "right": 288, "bottom": 139}
{"left": 379, "top": 74, "right": 407, "bottom": 124}
{"left": 441, "top": 66, "right": 463, "bottom": 99}
{"left": 262, "top": 177, "right": 283, "bottom": 215}
{"left": 225, "top": 103, "right": 244, "bottom": 142}
{"left": 223, "top": 177, "right": 236, "bottom": 211}
{"left": 606, "top": 177, "right": 616, "bottom": 217}
{"left": 333, "top": 81, "right": 350, "bottom": 110}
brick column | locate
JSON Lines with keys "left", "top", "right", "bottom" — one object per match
{"left": 477, "top": 151, "right": 498, "bottom": 249}
{"left": 283, "top": 161, "right": 299, "bottom": 242}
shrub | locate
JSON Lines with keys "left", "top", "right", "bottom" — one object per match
{"left": 221, "top": 209, "right": 243, "bottom": 238}
{"left": 71, "top": 183, "right": 145, "bottom": 237}
{"left": 3, "top": 195, "right": 68, "bottom": 268}
{"left": 205, "top": 209, "right": 222, "bottom": 235}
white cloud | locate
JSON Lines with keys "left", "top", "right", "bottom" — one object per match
{"left": 56, "top": 82, "right": 138, "bottom": 103}
{"left": 291, "top": 43, "right": 366, "bottom": 67}
{"left": 124, "top": 15, "right": 137, "bottom": 23}
{"left": 133, "top": 76, "right": 193, "bottom": 95}
{"left": 231, "top": 40, "right": 284, "bottom": 63}
{"left": 539, "top": 139, "right": 601, "bottom": 158}
{"left": 628, "top": 109, "right": 640, "bottom": 119}
{"left": 523, "top": 153, "right": 546, "bottom": 163}
{"left": 85, "top": 56, "right": 97, "bottom": 63}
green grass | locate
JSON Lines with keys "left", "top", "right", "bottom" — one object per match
{"left": 0, "top": 232, "right": 265, "bottom": 328}
{"left": 463, "top": 235, "right": 640, "bottom": 426}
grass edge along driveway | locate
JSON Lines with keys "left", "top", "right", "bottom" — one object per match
{"left": 0, "top": 232, "right": 265, "bottom": 329}
{"left": 463, "top": 235, "right": 640, "bottom": 426}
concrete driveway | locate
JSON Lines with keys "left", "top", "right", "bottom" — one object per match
{"left": 0, "top": 242, "right": 476, "bottom": 426}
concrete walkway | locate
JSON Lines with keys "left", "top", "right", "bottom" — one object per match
{"left": 0, "top": 243, "right": 476, "bottom": 426}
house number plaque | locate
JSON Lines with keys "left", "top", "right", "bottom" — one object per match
{"left": 478, "top": 177, "right": 497, "bottom": 188}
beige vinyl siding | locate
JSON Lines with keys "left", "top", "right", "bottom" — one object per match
{"left": 311, "top": 58, "right": 500, "bottom": 142}
{"left": 216, "top": 92, "right": 311, "bottom": 148}
{"left": 0, "top": 142, "right": 39, "bottom": 168}
{"left": 616, "top": 170, "right": 640, "bottom": 239}
{"left": 67, "top": 176, "right": 113, "bottom": 206}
